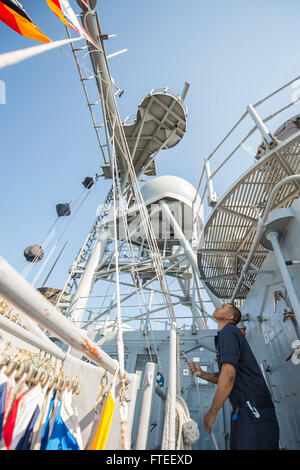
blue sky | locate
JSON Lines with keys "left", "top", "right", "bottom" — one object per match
{"left": 1, "top": 0, "right": 300, "bottom": 300}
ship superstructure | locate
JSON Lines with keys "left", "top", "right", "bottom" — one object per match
{"left": 0, "top": 0, "right": 300, "bottom": 451}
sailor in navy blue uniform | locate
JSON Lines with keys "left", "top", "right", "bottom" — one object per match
{"left": 188, "top": 303, "right": 280, "bottom": 450}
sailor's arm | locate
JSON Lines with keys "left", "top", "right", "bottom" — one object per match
{"left": 209, "top": 363, "right": 236, "bottom": 414}
{"left": 204, "top": 363, "right": 236, "bottom": 433}
{"left": 187, "top": 360, "right": 219, "bottom": 384}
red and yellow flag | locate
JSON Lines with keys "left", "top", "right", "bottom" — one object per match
{"left": 46, "top": 0, "right": 76, "bottom": 31}
{"left": 0, "top": 0, "right": 50, "bottom": 43}
{"left": 46, "top": 0, "right": 96, "bottom": 46}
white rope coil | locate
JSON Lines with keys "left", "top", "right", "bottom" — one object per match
{"left": 162, "top": 395, "right": 199, "bottom": 450}
{"left": 175, "top": 395, "right": 199, "bottom": 450}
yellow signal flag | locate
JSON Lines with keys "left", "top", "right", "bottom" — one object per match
{"left": 90, "top": 391, "right": 116, "bottom": 450}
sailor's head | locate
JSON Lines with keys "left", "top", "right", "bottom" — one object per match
{"left": 213, "top": 303, "right": 241, "bottom": 326}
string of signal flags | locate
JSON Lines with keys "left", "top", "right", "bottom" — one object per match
{"left": 0, "top": 0, "right": 96, "bottom": 45}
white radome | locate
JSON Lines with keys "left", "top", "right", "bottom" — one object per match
{"left": 128, "top": 175, "right": 204, "bottom": 245}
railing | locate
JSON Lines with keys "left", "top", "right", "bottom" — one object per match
{"left": 149, "top": 86, "right": 189, "bottom": 114}
{"left": 193, "top": 73, "right": 300, "bottom": 213}
{"left": 0, "top": 256, "right": 119, "bottom": 374}
{"left": 122, "top": 86, "right": 189, "bottom": 126}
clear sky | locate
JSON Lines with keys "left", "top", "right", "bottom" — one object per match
{"left": 1, "top": 0, "right": 300, "bottom": 314}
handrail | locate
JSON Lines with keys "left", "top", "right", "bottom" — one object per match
{"left": 0, "top": 256, "right": 119, "bottom": 375}
{"left": 148, "top": 87, "right": 188, "bottom": 114}
{"left": 194, "top": 74, "right": 300, "bottom": 209}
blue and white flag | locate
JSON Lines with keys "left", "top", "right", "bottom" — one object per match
{"left": 45, "top": 389, "right": 83, "bottom": 450}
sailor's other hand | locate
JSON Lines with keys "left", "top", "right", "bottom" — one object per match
{"left": 187, "top": 360, "right": 202, "bottom": 377}
{"left": 203, "top": 409, "right": 217, "bottom": 434}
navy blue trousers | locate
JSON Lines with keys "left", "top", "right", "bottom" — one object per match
{"left": 230, "top": 407, "right": 280, "bottom": 450}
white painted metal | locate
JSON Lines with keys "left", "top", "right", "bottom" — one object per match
{"left": 204, "top": 158, "right": 217, "bottom": 207}
{"left": 181, "top": 81, "right": 190, "bottom": 101}
{"left": 0, "top": 256, "right": 119, "bottom": 374}
{"left": 230, "top": 175, "right": 300, "bottom": 301}
{"left": 160, "top": 201, "right": 198, "bottom": 268}
{"left": 122, "top": 89, "right": 187, "bottom": 178}
{"left": 141, "top": 175, "right": 202, "bottom": 212}
{"left": 56, "top": 187, "right": 113, "bottom": 314}
{"left": 200, "top": 133, "right": 300, "bottom": 302}
{"left": 135, "top": 362, "right": 157, "bottom": 449}
{"left": 0, "top": 37, "right": 81, "bottom": 70}
{"left": 107, "top": 48, "right": 127, "bottom": 60}
{"left": 160, "top": 200, "right": 221, "bottom": 310}
{"left": 126, "top": 175, "right": 204, "bottom": 245}
{"left": 70, "top": 230, "right": 111, "bottom": 325}
{"left": 0, "top": 312, "right": 65, "bottom": 360}
{"left": 168, "top": 321, "right": 177, "bottom": 450}
{"left": 247, "top": 104, "right": 277, "bottom": 148}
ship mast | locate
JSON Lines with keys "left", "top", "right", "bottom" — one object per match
{"left": 53, "top": 0, "right": 215, "bottom": 450}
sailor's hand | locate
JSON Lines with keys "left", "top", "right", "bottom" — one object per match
{"left": 187, "top": 360, "right": 203, "bottom": 377}
{"left": 203, "top": 409, "right": 217, "bottom": 434}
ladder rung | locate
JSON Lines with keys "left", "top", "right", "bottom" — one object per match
{"left": 81, "top": 76, "right": 94, "bottom": 81}
{"left": 73, "top": 46, "right": 88, "bottom": 51}
{"left": 88, "top": 102, "right": 100, "bottom": 106}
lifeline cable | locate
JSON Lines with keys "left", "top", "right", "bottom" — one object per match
{"left": 181, "top": 351, "right": 219, "bottom": 450}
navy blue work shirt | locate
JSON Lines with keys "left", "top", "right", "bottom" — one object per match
{"left": 214, "top": 323, "right": 272, "bottom": 407}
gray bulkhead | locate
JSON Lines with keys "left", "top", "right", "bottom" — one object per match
{"left": 241, "top": 195, "right": 300, "bottom": 450}
{"left": 101, "top": 328, "right": 232, "bottom": 450}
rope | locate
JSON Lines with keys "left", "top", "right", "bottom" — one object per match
{"left": 193, "top": 374, "right": 219, "bottom": 450}
{"left": 110, "top": 136, "right": 130, "bottom": 450}
{"left": 104, "top": 81, "right": 176, "bottom": 326}
{"left": 111, "top": 148, "right": 125, "bottom": 379}
{"left": 180, "top": 350, "right": 219, "bottom": 450}
{"left": 161, "top": 393, "right": 170, "bottom": 450}
{"left": 102, "top": 91, "right": 168, "bottom": 375}
{"left": 66, "top": 18, "right": 177, "bottom": 332}
{"left": 175, "top": 396, "right": 199, "bottom": 450}
{"left": 162, "top": 395, "right": 199, "bottom": 450}
{"left": 25, "top": 180, "right": 95, "bottom": 286}
{"left": 22, "top": 229, "right": 56, "bottom": 278}
{"left": 105, "top": 86, "right": 177, "bottom": 450}
{"left": 22, "top": 175, "right": 95, "bottom": 281}
{"left": 147, "top": 318, "right": 164, "bottom": 375}
{"left": 66, "top": 30, "right": 181, "bottom": 449}
{"left": 116, "top": 184, "right": 165, "bottom": 374}
{"left": 113, "top": 166, "right": 155, "bottom": 363}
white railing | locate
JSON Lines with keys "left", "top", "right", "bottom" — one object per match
{"left": 193, "top": 73, "right": 300, "bottom": 213}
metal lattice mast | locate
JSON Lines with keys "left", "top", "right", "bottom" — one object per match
{"left": 56, "top": 186, "right": 113, "bottom": 314}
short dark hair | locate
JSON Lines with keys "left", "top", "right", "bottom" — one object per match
{"left": 228, "top": 303, "right": 242, "bottom": 325}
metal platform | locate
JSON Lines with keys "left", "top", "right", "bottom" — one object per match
{"left": 197, "top": 131, "right": 300, "bottom": 300}
{"left": 122, "top": 89, "right": 187, "bottom": 177}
